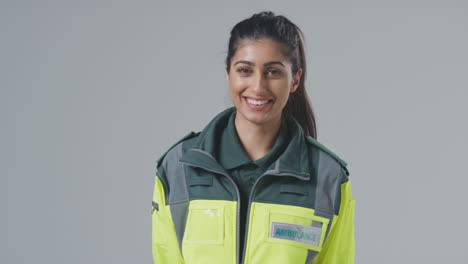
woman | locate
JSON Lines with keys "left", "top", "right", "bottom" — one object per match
{"left": 152, "top": 11, "right": 355, "bottom": 264}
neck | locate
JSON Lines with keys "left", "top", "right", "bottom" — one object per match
{"left": 234, "top": 111, "right": 282, "bottom": 161}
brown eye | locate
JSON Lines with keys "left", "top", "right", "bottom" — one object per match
{"left": 266, "top": 69, "right": 280, "bottom": 76}
{"left": 237, "top": 67, "right": 251, "bottom": 74}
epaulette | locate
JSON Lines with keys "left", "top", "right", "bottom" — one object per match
{"left": 306, "top": 136, "right": 349, "bottom": 176}
{"left": 156, "top": 131, "right": 200, "bottom": 168}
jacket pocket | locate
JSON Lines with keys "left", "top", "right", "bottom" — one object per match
{"left": 267, "top": 209, "right": 330, "bottom": 252}
{"left": 183, "top": 203, "right": 225, "bottom": 245}
{"left": 244, "top": 203, "right": 332, "bottom": 264}
{"left": 151, "top": 201, "right": 167, "bottom": 245}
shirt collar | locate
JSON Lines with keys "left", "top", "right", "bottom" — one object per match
{"left": 179, "top": 107, "right": 311, "bottom": 180}
{"left": 217, "top": 109, "right": 291, "bottom": 170}
{"left": 218, "top": 110, "right": 252, "bottom": 170}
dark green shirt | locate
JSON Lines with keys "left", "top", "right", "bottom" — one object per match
{"left": 217, "top": 110, "right": 291, "bottom": 262}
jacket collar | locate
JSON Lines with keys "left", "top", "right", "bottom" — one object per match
{"left": 179, "top": 107, "right": 312, "bottom": 180}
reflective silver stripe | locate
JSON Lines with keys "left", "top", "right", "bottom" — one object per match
{"left": 162, "top": 143, "right": 189, "bottom": 204}
{"left": 161, "top": 142, "right": 189, "bottom": 252}
{"left": 305, "top": 250, "right": 319, "bottom": 264}
{"left": 311, "top": 151, "right": 342, "bottom": 257}
{"left": 314, "top": 151, "right": 341, "bottom": 213}
{"left": 170, "top": 201, "right": 189, "bottom": 250}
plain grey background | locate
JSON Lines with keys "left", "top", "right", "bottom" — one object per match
{"left": 1, "top": 0, "right": 467, "bottom": 263}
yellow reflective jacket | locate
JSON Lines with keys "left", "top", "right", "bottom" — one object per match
{"left": 152, "top": 107, "right": 355, "bottom": 264}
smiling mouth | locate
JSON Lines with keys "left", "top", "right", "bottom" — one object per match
{"left": 242, "top": 96, "right": 272, "bottom": 107}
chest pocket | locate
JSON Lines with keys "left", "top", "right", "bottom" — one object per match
{"left": 183, "top": 175, "right": 225, "bottom": 244}
{"left": 243, "top": 201, "right": 332, "bottom": 264}
{"left": 267, "top": 209, "right": 330, "bottom": 251}
{"left": 267, "top": 184, "right": 331, "bottom": 252}
{"left": 181, "top": 199, "right": 237, "bottom": 264}
{"left": 183, "top": 203, "right": 225, "bottom": 244}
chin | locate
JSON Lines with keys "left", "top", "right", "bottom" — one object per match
{"left": 237, "top": 108, "right": 274, "bottom": 125}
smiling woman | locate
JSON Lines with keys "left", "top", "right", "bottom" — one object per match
{"left": 225, "top": 38, "right": 303, "bottom": 162}
{"left": 226, "top": 38, "right": 301, "bottom": 126}
{"left": 226, "top": 38, "right": 302, "bottom": 159}
{"left": 152, "top": 11, "right": 355, "bottom": 264}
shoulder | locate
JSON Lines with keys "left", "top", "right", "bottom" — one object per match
{"left": 305, "top": 136, "right": 350, "bottom": 176}
{"left": 156, "top": 131, "right": 201, "bottom": 168}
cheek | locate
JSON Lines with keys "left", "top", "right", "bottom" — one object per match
{"left": 271, "top": 81, "right": 291, "bottom": 100}
{"left": 228, "top": 78, "right": 246, "bottom": 94}
{"left": 228, "top": 85, "right": 241, "bottom": 104}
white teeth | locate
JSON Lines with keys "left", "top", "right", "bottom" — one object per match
{"left": 246, "top": 97, "right": 270, "bottom": 105}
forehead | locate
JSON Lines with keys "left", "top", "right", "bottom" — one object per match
{"left": 233, "top": 38, "right": 288, "bottom": 64}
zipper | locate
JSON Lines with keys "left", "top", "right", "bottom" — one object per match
{"left": 240, "top": 170, "right": 310, "bottom": 264}
{"left": 179, "top": 159, "right": 242, "bottom": 264}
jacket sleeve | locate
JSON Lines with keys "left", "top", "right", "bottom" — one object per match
{"left": 151, "top": 166, "right": 185, "bottom": 264}
{"left": 312, "top": 168, "right": 356, "bottom": 264}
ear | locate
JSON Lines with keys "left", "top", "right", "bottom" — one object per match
{"left": 291, "top": 68, "right": 303, "bottom": 93}
{"left": 225, "top": 65, "right": 230, "bottom": 81}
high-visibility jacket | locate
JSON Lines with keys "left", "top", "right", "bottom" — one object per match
{"left": 152, "top": 107, "right": 355, "bottom": 264}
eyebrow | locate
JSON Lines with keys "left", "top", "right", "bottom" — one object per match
{"left": 233, "top": 60, "right": 286, "bottom": 68}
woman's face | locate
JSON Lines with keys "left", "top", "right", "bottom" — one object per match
{"left": 225, "top": 38, "right": 302, "bottom": 127}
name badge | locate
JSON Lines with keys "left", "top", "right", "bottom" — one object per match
{"left": 270, "top": 221, "right": 322, "bottom": 247}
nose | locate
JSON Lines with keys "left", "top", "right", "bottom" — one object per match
{"left": 251, "top": 70, "right": 268, "bottom": 92}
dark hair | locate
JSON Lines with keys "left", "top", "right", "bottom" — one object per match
{"left": 225, "top": 11, "right": 317, "bottom": 139}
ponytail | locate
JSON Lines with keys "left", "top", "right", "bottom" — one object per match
{"left": 282, "top": 25, "right": 317, "bottom": 138}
